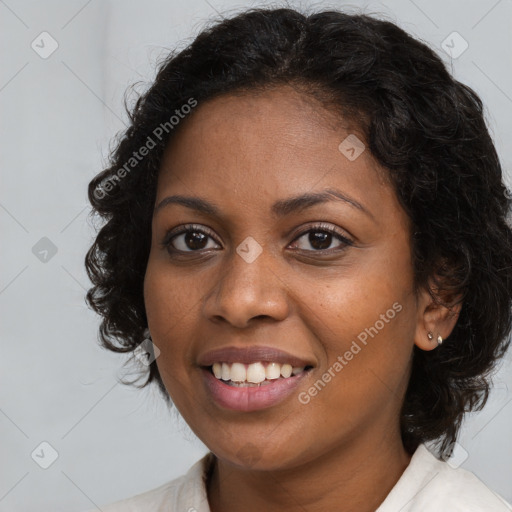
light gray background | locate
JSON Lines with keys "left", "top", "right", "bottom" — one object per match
{"left": 1, "top": 0, "right": 511, "bottom": 510}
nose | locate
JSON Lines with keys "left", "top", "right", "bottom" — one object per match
{"left": 202, "top": 244, "right": 290, "bottom": 328}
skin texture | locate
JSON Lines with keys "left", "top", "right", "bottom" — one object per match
{"left": 143, "top": 85, "right": 460, "bottom": 512}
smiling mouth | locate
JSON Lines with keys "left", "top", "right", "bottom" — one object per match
{"left": 207, "top": 361, "right": 313, "bottom": 387}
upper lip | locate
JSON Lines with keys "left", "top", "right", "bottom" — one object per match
{"left": 197, "top": 345, "right": 314, "bottom": 368}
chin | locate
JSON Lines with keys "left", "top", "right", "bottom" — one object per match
{"left": 212, "top": 440, "right": 309, "bottom": 472}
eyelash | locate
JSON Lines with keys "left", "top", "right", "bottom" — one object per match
{"left": 161, "top": 222, "right": 354, "bottom": 256}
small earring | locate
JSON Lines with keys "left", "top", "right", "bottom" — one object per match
{"left": 427, "top": 332, "right": 434, "bottom": 341}
{"left": 437, "top": 334, "right": 443, "bottom": 346}
{"left": 143, "top": 328, "right": 151, "bottom": 340}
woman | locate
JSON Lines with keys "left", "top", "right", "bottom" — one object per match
{"left": 85, "top": 7, "right": 512, "bottom": 511}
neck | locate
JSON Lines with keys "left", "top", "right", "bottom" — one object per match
{"left": 207, "top": 428, "right": 412, "bottom": 512}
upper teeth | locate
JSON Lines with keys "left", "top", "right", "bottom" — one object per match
{"left": 212, "top": 362, "right": 305, "bottom": 383}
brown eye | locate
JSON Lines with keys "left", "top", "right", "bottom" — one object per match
{"left": 181, "top": 231, "right": 209, "bottom": 250}
{"left": 308, "top": 231, "right": 333, "bottom": 250}
{"left": 289, "top": 224, "right": 353, "bottom": 253}
{"left": 163, "top": 225, "right": 221, "bottom": 253}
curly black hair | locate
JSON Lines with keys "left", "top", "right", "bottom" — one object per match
{"left": 85, "top": 6, "right": 512, "bottom": 459}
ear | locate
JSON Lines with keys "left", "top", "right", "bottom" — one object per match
{"left": 414, "top": 281, "right": 463, "bottom": 351}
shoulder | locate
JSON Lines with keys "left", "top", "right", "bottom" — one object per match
{"left": 96, "top": 476, "right": 186, "bottom": 512}
{"left": 377, "top": 444, "right": 512, "bottom": 512}
{"left": 83, "top": 453, "right": 213, "bottom": 512}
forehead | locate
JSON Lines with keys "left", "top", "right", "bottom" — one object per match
{"left": 163, "top": 85, "right": 358, "bottom": 159}
{"left": 156, "top": 86, "right": 392, "bottom": 218}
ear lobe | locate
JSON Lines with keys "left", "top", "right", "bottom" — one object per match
{"left": 414, "top": 284, "right": 462, "bottom": 352}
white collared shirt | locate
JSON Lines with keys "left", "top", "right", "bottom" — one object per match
{"left": 89, "top": 444, "right": 511, "bottom": 511}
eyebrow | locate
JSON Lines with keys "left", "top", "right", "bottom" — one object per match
{"left": 154, "top": 188, "right": 373, "bottom": 219}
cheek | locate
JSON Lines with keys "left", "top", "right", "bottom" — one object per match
{"left": 295, "top": 284, "right": 415, "bottom": 444}
{"left": 144, "top": 266, "right": 199, "bottom": 416}
{"left": 144, "top": 259, "right": 201, "bottom": 332}
{"left": 143, "top": 260, "right": 200, "bottom": 387}
{"left": 299, "top": 259, "right": 417, "bottom": 395}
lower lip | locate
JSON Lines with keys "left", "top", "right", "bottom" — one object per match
{"left": 201, "top": 368, "right": 310, "bottom": 412}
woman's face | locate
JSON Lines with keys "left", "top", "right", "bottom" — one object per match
{"left": 144, "top": 86, "right": 427, "bottom": 469}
